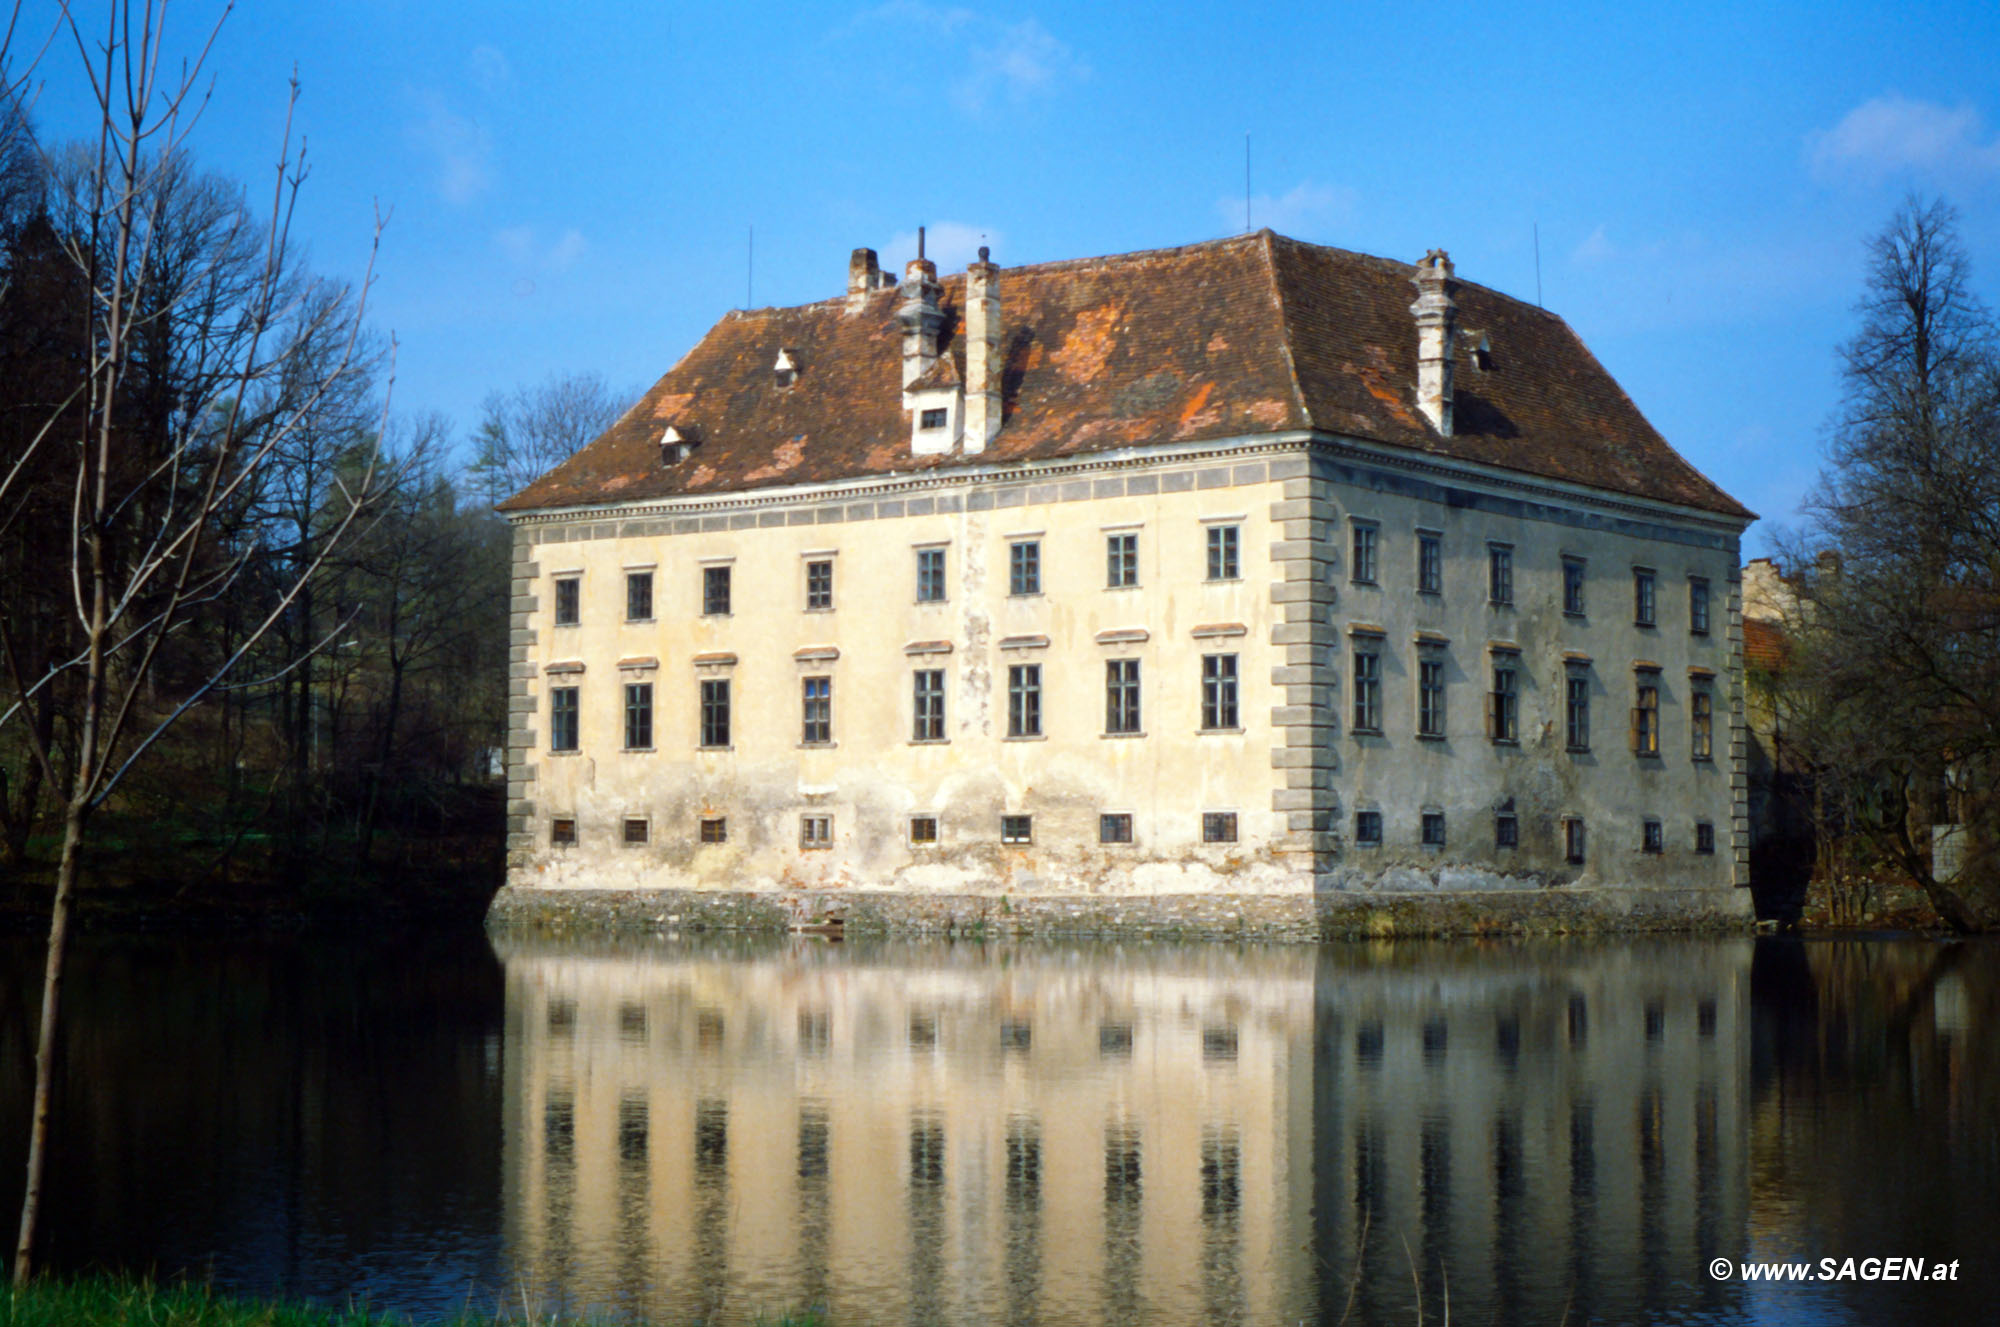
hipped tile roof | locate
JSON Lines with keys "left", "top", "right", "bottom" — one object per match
{"left": 499, "top": 231, "right": 1752, "bottom": 520}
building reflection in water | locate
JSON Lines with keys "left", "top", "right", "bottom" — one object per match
{"left": 496, "top": 935, "right": 1752, "bottom": 1325}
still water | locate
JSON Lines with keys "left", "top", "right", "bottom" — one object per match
{"left": 1, "top": 929, "right": 1994, "bottom": 1326}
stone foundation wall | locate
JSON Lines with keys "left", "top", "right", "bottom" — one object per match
{"left": 486, "top": 882, "right": 1754, "bottom": 943}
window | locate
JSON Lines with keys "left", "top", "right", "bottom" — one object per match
{"left": 801, "top": 814, "right": 832, "bottom": 849}
{"left": 1488, "top": 544, "right": 1514, "bottom": 606}
{"left": 1495, "top": 811, "right": 1519, "bottom": 849}
{"left": 912, "top": 669, "right": 946, "bottom": 741}
{"left": 626, "top": 571, "right": 653, "bottom": 622}
{"left": 1007, "top": 664, "right": 1042, "bottom": 738}
{"left": 699, "top": 679, "right": 731, "bottom": 748}
{"left": 1489, "top": 664, "right": 1519, "bottom": 742}
{"left": 554, "top": 576, "right": 580, "bottom": 627}
{"left": 1689, "top": 577, "right": 1710, "bottom": 635}
{"left": 1696, "top": 821, "right": 1715, "bottom": 854}
{"left": 1418, "top": 531, "right": 1442, "bottom": 595}
{"left": 1633, "top": 678, "right": 1660, "bottom": 756}
{"left": 1351, "top": 523, "right": 1378, "bottom": 584}
{"left": 1565, "top": 674, "right": 1591, "bottom": 751}
{"left": 1201, "top": 654, "right": 1239, "bottom": 730}
{"left": 1565, "top": 818, "right": 1587, "bottom": 864}
{"left": 805, "top": 560, "right": 833, "bottom": 611}
{"left": 623, "top": 817, "right": 649, "bottom": 846}
{"left": 551, "top": 817, "right": 577, "bottom": 846}
{"left": 802, "top": 676, "right": 831, "bottom": 745}
{"left": 1203, "top": 812, "right": 1238, "bottom": 844}
{"left": 703, "top": 565, "right": 731, "bottom": 616}
{"left": 1106, "top": 658, "right": 1142, "bottom": 734}
{"left": 1001, "top": 814, "right": 1033, "bottom": 844}
{"left": 1642, "top": 818, "right": 1664, "bottom": 854}
{"left": 919, "top": 407, "right": 948, "bottom": 430}
{"left": 1418, "top": 658, "right": 1446, "bottom": 738}
{"left": 551, "top": 686, "right": 580, "bottom": 752}
{"left": 1009, "top": 540, "right": 1041, "bottom": 596}
{"left": 624, "top": 682, "right": 653, "bottom": 750}
{"left": 1355, "top": 810, "right": 1383, "bottom": 845}
{"left": 1563, "top": 558, "right": 1587, "bottom": 616}
{"left": 699, "top": 816, "right": 727, "bottom": 844}
{"left": 1352, "top": 647, "right": 1382, "bottom": 733}
{"left": 1634, "top": 568, "right": 1656, "bottom": 626}
{"left": 916, "top": 547, "right": 947, "bottom": 603}
{"left": 1099, "top": 813, "right": 1134, "bottom": 844}
{"left": 910, "top": 816, "right": 938, "bottom": 845}
{"left": 1106, "top": 532, "right": 1139, "bottom": 588}
{"left": 1691, "top": 690, "right": 1713, "bottom": 761}
{"left": 1207, "top": 525, "right": 1240, "bottom": 581}
{"left": 1421, "top": 812, "right": 1447, "bottom": 847}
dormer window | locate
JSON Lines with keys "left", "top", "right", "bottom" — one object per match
{"left": 660, "top": 424, "right": 698, "bottom": 465}
{"left": 920, "top": 407, "right": 948, "bottom": 430}
{"left": 773, "top": 348, "right": 799, "bottom": 389}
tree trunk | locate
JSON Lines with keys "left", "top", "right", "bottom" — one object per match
{"left": 12, "top": 795, "right": 85, "bottom": 1281}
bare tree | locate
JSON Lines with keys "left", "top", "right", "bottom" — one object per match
{"left": 1, "top": 1, "right": 391, "bottom": 1279}
{"left": 467, "top": 369, "right": 628, "bottom": 505}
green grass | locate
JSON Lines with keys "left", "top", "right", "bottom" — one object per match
{"left": 0, "top": 1278, "right": 829, "bottom": 1327}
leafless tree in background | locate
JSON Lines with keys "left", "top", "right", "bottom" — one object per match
{"left": 467, "top": 370, "right": 629, "bottom": 505}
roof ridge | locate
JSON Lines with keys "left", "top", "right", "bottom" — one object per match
{"left": 1258, "top": 230, "right": 1313, "bottom": 431}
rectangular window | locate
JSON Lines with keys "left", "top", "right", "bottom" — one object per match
{"left": 554, "top": 576, "right": 580, "bottom": 627}
{"left": 1634, "top": 568, "right": 1656, "bottom": 626}
{"left": 1696, "top": 821, "right": 1715, "bottom": 854}
{"left": 1489, "top": 664, "right": 1519, "bottom": 742}
{"left": 805, "top": 559, "right": 833, "bottom": 611}
{"left": 703, "top": 565, "right": 731, "bottom": 616}
{"left": 1418, "top": 531, "right": 1442, "bottom": 595}
{"left": 910, "top": 816, "right": 938, "bottom": 845}
{"left": 1421, "top": 812, "right": 1447, "bottom": 847}
{"left": 1001, "top": 814, "right": 1032, "bottom": 844}
{"left": 1207, "top": 525, "right": 1240, "bottom": 581}
{"left": 623, "top": 817, "right": 649, "bottom": 846}
{"left": 1352, "top": 648, "right": 1382, "bottom": 733}
{"left": 699, "top": 816, "right": 727, "bottom": 844}
{"left": 1106, "top": 532, "right": 1139, "bottom": 588}
{"left": 1201, "top": 654, "right": 1239, "bottom": 731}
{"left": 1099, "top": 813, "right": 1133, "bottom": 845}
{"left": 1007, "top": 664, "right": 1042, "bottom": 739}
{"left": 551, "top": 686, "right": 579, "bottom": 752}
{"left": 913, "top": 669, "right": 946, "bottom": 741}
{"left": 699, "top": 679, "right": 731, "bottom": 748}
{"left": 1355, "top": 810, "right": 1383, "bottom": 846}
{"left": 551, "top": 817, "right": 577, "bottom": 846}
{"left": 1565, "top": 818, "right": 1587, "bottom": 865}
{"left": 1643, "top": 819, "right": 1664, "bottom": 854}
{"left": 1351, "top": 523, "right": 1378, "bottom": 584}
{"left": 1418, "top": 658, "right": 1446, "bottom": 737}
{"left": 1689, "top": 577, "right": 1711, "bottom": 635}
{"left": 1488, "top": 544, "right": 1514, "bottom": 606}
{"left": 801, "top": 814, "right": 832, "bottom": 849}
{"left": 1691, "top": 690, "right": 1713, "bottom": 761}
{"left": 625, "top": 571, "right": 653, "bottom": 622}
{"left": 624, "top": 682, "right": 653, "bottom": 750}
{"left": 916, "top": 547, "right": 947, "bottom": 603}
{"left": 1105, "top": 658, "right": 1142, "bottom": 734}
{"left": 802, "top": 676, "right": 831, "bottom": 745}
{"left": 1633, "top": 679, "right": 1660, "bottom": 756}
{"left": 919, "top": 407, "right": 948, "bottom": 430}
{"left": 1009, "top": 540, "right": 1041, "bottom": 596}
{"left": 1496, "top": 812, "right": 1518, "bottom": 849}
{"left": 1203, "top": 812, "right": 1238, "bottom": 844}
{"left": 1565, "top": 674, "right": 1591, "bottom": 751}
{"left": 1563, "top": 558, "right": 1587, "bottom": 616}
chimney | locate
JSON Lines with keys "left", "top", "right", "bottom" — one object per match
{"left": 1409, "top": 248, "right": 1456, "bottom": 435}
{"left": 898, "top": 227, "right": 943, "bottom": 389}
{"left": 846, "top": 248, "right": 880, "bottom": 314}
{"left": 963, "top": 246, "right": 1001, "bottom": 453}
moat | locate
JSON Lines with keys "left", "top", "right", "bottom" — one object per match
{"left": 2, "top": 928, "right": 1993, "bottom": 1325}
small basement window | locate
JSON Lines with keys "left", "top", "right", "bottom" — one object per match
{"left": 1001, "top": 814, "right": 1032, "bottom": 844}
{"left": 699, "top": 817, "right": 727, "bottom": 844}
{"left": 623, "top": 818, "right": 649, "bottom": 846}
{"left": 910, "top": 816, "right": 938, "bottom": 845}
{"left": 551, "top": 817, "right": 577, "bottom": 846}
{"left": 920, "top": 407, "right": 948, "bottom": 430}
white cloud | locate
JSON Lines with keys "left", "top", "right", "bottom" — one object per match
{"left": 849, "top": 5, "right": 1087, "bottom": 115}
{"left": 493, "top": 225, "right": 590, "bottom": 273}
{"left": 883, "top": 221, "right": 1003, "bottom": 275}
{"left": 1214, "top": 181, "right": 1355, "bottom": 238}
{"left": 407, "top": 92, "right": 492, "bottom": 204}
{"left": 469, "top": 45, "right": 514, "bottom": 95}
{"left": 1571, "top": 224, "right": 1616, "bottom": 267}
{"left": 547, "top": 229, "right": 589, "bottom": 271}
{"left": 1808, "top": 94, "right": 2000, "bottom": 185}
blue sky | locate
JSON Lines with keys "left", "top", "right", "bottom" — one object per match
{"left": 23, "top": 1, "right": 2000, "bottom": 552}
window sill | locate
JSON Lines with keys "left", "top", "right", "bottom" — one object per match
{"left": 1350, "top": 579, "right": 1378, "bottom": 588}
{"left": 697, "top": 745, "right": 733, "bottom": 753}
{"left": 625, "top": 618, "right": 655, "bottom": 626}
{"left": 1490, "top": 737, "right": 1520, "bottom": 747}
{"left": 1007, "top": 590, "right": 1044, "bottom": 600}
{"left": 1199, "top": 726, "right": 1245, "bottom": 735}
{"left": 1417, "top": 732, "right": 1446, "bottom": 742}
{"left": 804, "top": 606, "right": 835, "bottom": 614}
{"left": 1566, "top": 746, "right": 1592, "bottom": 755}
{"left": 1104, "top": 584, "right": 1142, "bottom": 593}
{"left": 1487, "top": 601, "right": 1514, "bottom": 610}
{"left": 1634, "top": 621, "right": 1657, "bottom": 630}
{"left": 622, "top": 746, "right": 656, "bottom": 754}
{"left": 1101, "top": 730, "right": 1146, "bottom": 739}
{"left": 1205, "top": 576, "right": 1243, "bottom": 585}
{"left": 799, "top": 741, "right": 838, "bottom": 750}
{"left": 1004, "top": 733, "right": 1048, "bottom": 742}
{"left": 1351, "top": 727, "right": 1383, "bottom": 738}
{"left": 1690, "top": 629, "right": 1710, "bottom": 638}
{"left": 909, "top": 738, "right": 951, "bottom": 746}
{"left": 1417, "top": 588, "right": 1441, "bottom": 598}
{"left": 1692, "top": 754, "right": 1714, "bottom": 764}
{"left": 701, "top": 613, "right": 732, "bottom": 620}
{"left": 553, "top": 622, "right": 580, "bottom": 630}
{"left": 549, "top": 748, "right": 582, "bottom": 757}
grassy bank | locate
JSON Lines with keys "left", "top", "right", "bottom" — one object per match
{"left": 0, "top": 1278, "right": 826, "bottom": 1326}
